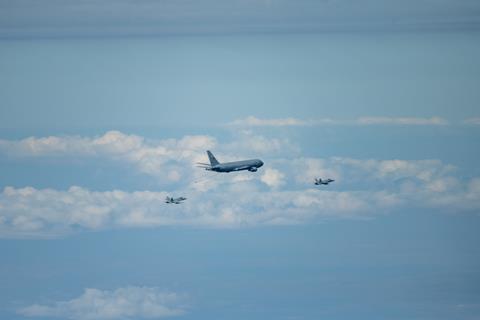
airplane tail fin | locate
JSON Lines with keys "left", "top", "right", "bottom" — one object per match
{"left": 206, "top": 150, "right": 220, "bottom": 166}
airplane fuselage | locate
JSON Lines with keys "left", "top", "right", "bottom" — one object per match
{"left": 165, "top": 196, "right": 187, "bottom": 204}
{"left": 210, "top": 159, "right": 264, "bottom": 173}
{"left": 314, "top": 179, "right": 334, "bottom": 185}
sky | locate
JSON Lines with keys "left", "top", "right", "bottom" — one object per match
{"left": 1, "top": 1, "right": 480, "bottom": 320}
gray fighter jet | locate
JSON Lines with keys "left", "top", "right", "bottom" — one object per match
{"left": 197, "top": 150, "right": 264, "bottom": 173}
{"left": 314, "top": 178, "right": 334, "bottom": 185}
{"left": 165, "top": 196, "right": 187, "bottom": 204}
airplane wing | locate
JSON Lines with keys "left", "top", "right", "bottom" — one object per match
{"left": 234, "top": 165, "right": 251, "bottom": 171}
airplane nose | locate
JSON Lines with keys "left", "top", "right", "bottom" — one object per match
{"left": 258, "top": 160, "right": 264, "bottom": 167}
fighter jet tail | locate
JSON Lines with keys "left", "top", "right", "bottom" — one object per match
{"left": 206, "top": 150, "right": 220, "bottom": 166}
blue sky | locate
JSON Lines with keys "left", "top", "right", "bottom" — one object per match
{"left": 1, "top": 1, "right": 480, "bottom": 319}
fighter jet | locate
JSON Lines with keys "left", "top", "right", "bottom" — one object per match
{"left": 314, "top": 178, "right": 334, "bottom": 185}
{"left": 165, "top": 196, "right": 187, "bottom": 204}
{"left": 197, "top": 150, "right": 264, "bottom": 173}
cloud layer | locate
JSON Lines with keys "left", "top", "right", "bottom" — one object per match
{"left": 356, "top": 116, "right": 448, "bottom": 126}
{"left": 1, "top": 174, "right": 478, "bottom": 238}
{"left": 228, "top": 116, "right": 450, "bottom": 127}
{"left": 228, "top": 116, "right": 314, "bottom": 127}
{"left": 0, "top": 130, "right": 296, "bottom": 187}
{"left": 0, "top": 185, "right": 388, "bottom": 237}
{"left": 0, "top": 131, "right": 216, "bottom": 183}
{"left": 1, "top": 131, "right": 479, "bottom": 238}
{"left": 18, "top": 286, "right": 186, "bottom": 320}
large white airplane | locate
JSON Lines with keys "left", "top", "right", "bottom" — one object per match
{"left": 197, "top": 151, "right": 264, "bottom": 173}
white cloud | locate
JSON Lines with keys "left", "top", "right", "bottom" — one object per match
{"left": 223, "top": 130, "right": 298, "bottom": 156}
{"left": 227, "top": 116, "right": 313, "bottom": 127}
{"left": 1, "top": 131, "right": 479, "bottom": 238}
{"left": 18, "top": 286, "right": 186, "bottom": 320}
{"left": 288, "top": 157, "right": 455, "bottom": 187}
{"left": 291, "top": 158, "right": 342, "bottom": 185}
{"left": 0, "top": 131, "right": 297, "bottom": 185}
{"left": 227, "top": 116, "right": 449, "bottom": 127}
{"left": 356, "top": 116, "right": 448, "bottom": 126}
{"left": 0, "top": 185, "right": 385, "bottom": 237}
{"left": 260, "top": 168, "right": 286, "bottom": 189}
{"left": 1, "top": 160, "right": 479, "bottom": 238}
{"left": 272, "top": 156, "right": 480, "bottom": 211}
{"left": 333, "top": 158, "right": 456, "bottom": 181}
{"left": 464, "top": 117, "right": 480, "bottom": 125}
{"left": 227, "top": 116, "right": 347, "bottom": 127}
{"left": 0, "top": 131, "right": 216, "bottom": 182}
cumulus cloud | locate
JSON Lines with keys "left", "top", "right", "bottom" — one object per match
{"left": 1, "top": 155, "right": 479, "bottom": 238}
{"left": 0, "top": 131, "right": 298, "bottom": 184}
{"left": 18, "top": 286, "right": 186, "bottom": 320}
{"left": 288, "top": 157, "right": 455, "bottom": 187}
{"left": 1, "top": 131, "right": 479, "bottom": 238}
{"left": 356, "top": 116, "right": 448, "bottom": 126}
{"left": 0, "top": 185, "right": 386, "bottom": 237}
{"left": 291, "top": 158, "right": 342, "bottom": 185}
{"left": 260, "top": 168, "right": 286, "bottom": 189}
{"left": 0, "top": 131, "right": 216, "bottom": 183}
